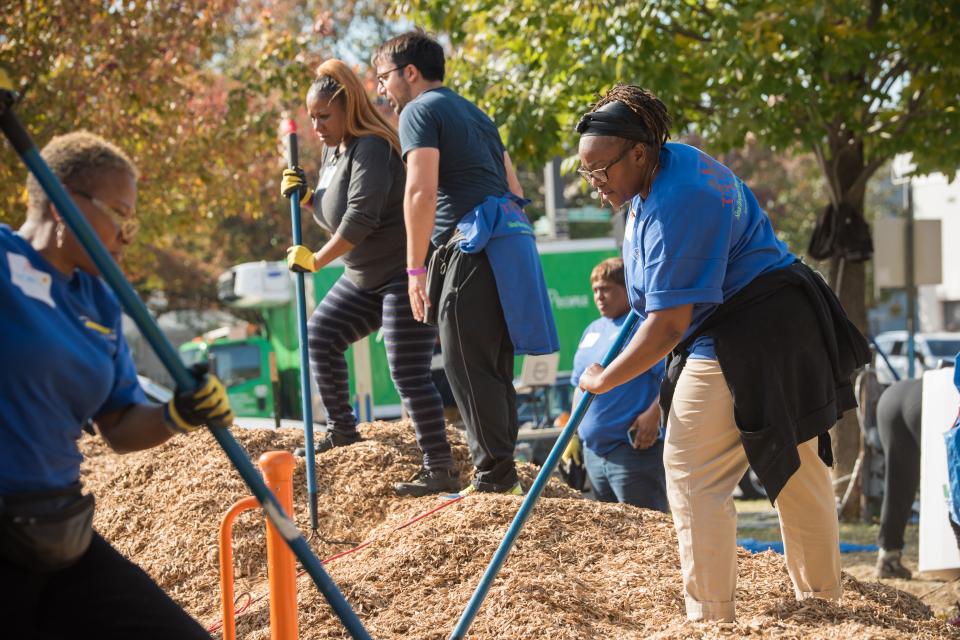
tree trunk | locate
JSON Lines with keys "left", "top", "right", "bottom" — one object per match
{"left": 822, "top": 135, "right": 872, "bottom": 521}
{"left": 828, "top": 256, "right": 867, "bottom": 520}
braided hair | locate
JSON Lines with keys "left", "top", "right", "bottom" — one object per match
{"left": 590, "top": 84, "right": 672, "bottom": 148}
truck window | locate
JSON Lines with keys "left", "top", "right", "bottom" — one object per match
{"left": 210, "top": 344, "right": 262, "bottom": 388}
{"left": 180, "top": 348, "right": 206, "bottom": 369}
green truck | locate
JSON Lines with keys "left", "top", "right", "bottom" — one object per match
{"left": 178, "top": 238, "right": 618, "bottom": 428}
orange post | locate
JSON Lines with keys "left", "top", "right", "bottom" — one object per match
{"left": 259, "top": 450, "right": 299, "bottom": 640}
{"left": 218, "top": 450, "right": 299, "bottom": 640}
{"left": 219, "top": 496, "right": 259, "bottom": 640}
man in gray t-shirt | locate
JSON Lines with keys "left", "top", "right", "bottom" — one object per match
{"left": 398, "top": 86, "right": 509, "bottom": 245}
{"left": 375, "top": 30, "right": 526, "bottom": 495}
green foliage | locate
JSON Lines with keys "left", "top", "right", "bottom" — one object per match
{"left": 402, "top": 0, "right": 960, "bottom": 203}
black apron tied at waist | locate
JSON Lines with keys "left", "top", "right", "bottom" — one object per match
{"left": 658, "top": 260, "right": 870, "bottom": 503}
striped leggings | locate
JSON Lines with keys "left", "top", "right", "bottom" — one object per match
{"left": 307, "top": 274, "right": 452, "bottom": 469}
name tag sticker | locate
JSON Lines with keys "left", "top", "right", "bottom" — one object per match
{"left": 8, "top": 252, "right": 55, "bottom": 308}
{"left": 579, "top": 332, "right": 600, "bottom": 348}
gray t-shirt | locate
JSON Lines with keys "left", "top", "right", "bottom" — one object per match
{"left": 399, "top": 87, "right": 509, "bottom": 244}
{"left": 313, "top": 135, "right": 406, "bottom": 289}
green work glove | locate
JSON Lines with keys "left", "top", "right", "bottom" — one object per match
{"left": 280, "top": 167, "right": 313, "bottom": 203}
{"left": 286, "top": 245, "right": 317, "bottom": 273}
{"left": 164, "top": 363, "right": 234, "bottom": 433}
{"left": 561, "top": 435, "right": 582, "bottom": 467}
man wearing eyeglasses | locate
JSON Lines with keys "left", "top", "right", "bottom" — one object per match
{"left": 373, "top": 30, "right": 558, "bottom": 496}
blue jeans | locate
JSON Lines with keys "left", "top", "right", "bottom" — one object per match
{"left": 583, "top": 440, "right": 668, "bottom": 512}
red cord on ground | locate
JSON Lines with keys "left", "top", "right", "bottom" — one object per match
{"left": 208, "top": 494, "right": 465, "bottom": 632}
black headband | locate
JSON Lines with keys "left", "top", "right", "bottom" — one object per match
{"left": 576, "top": 100, "right": 654, "bottom": 143}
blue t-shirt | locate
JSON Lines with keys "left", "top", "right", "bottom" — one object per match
{"left": 623, "top": 143, "right": 796, "bottom": 359}
{"left": 0, "top": 225, "right": 144, "bottom": 493}
{"left": 570, "top": 314, "right": 664, "bottom": 456}
{"left": 399, "top": 87, "right": 509, "bottom": 244}
{"left": 954, "top": 352, "right": 959, "bottom": 392}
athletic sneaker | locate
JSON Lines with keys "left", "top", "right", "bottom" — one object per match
{"left": 875, "top": 549, "right": 912, "bottom": 580}
{"left": 393, "top": 467, "right": 462, "bottom": 497}
{"left": 293, "top": 431, "right": 362, "bottom": 457}
{"left": 456, "top": 481, "right": 524, "bottom": 498}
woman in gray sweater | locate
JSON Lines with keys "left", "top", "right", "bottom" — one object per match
{"left": 281, "top": 59, "right": 456, "bottom": 496}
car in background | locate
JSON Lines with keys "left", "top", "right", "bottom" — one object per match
{"left": 872, "top": 331, "right": 960, "bottom": 384}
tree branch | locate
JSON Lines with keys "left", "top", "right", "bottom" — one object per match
{"left": 859, "top": 57, "right": 911, "bottom": 135}
{"left": 812, "top": 142, "right": 841, "bottom": 208}
{"left": 867, "top": 0, "right": 883, "bottom": 30}
{"left": 842, "top": 156, "right": 885, "bottom": 204}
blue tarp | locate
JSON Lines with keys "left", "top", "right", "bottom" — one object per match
{"left": 737, "top": 538, "right": 878, "bottom": 555}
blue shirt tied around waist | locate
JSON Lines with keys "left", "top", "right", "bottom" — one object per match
{"left": 623, "top": 143, "right": 796, "bottom": 360}
{"left": 0, "top": 225, "right": 145, "bottom": 494}
{"left": 455, "top": 193, "right": 560, "bottom": 355}
{"left": 570, "top": 313, "right": 665, "bottom": 456}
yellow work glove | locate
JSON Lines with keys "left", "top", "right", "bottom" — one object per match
{"left": 561, "top": 435, "right": 582, "bottom": 466}
{"left": 286, "top": 245, "right": 317, "bottom": 273}
{"left": 164, "top": 363, "right": 234, "bottom": 433}
{"left": 280, "top": 167, "right": 313, "bottom": 203}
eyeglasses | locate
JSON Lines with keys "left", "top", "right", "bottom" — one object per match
{"left": 71, "top": 189, "right": 139, "bottom": 242}
{"left": 376, "top": 64, "right": 407, "bottom": 87}
{"left": 576, "top": 143, "right": 636, "bottom": 185}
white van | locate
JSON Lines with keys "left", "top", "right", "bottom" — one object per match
{"left": 873, "top": 331, "right": 960, "bottom": 384}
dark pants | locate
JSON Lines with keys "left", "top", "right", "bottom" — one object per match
{"left": 308, "top": 275, "right": 452, "bottom": 470}
{"left": 584, "top": 440, "right": 669, "bottom": 512}
{"left": 877, "top": 378, "right": 923, "bottom": 551}
{"left": 439, "top": 249, "right": 518, "bottom": 489}
{"left": 0, "top": 531, "right": 209, "bottom": 639}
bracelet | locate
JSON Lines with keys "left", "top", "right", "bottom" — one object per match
{"left": 406, "top": 266, "right": 427, "bottom": 276}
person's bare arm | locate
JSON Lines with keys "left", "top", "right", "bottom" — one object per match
{"left": 404, "top": 147, "right": 440, "bottom": 321}
{"left": 503, "top": 150, "right": 523, "bottom": 198}
{"left": 311, "top": 233, "right": 354, "bottom": 270}
{"left": 94, "top": 404, "right": 173, "bottom": 454}
{"left": 579, "top": 304, "right": 692, "bottom": 394}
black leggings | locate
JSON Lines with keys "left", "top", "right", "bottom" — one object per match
{"left": 876, "top": 378, "right": 923, "bottom": 551}
{"left": 307, "top": 274, "right": 452, "bottom": 469}
{"left": 0, "top": 531, "right": 209, "bottom": 639}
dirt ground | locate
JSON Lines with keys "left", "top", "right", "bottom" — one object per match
{"left": 79, "top": 421, "right": 960, "bottom": 639}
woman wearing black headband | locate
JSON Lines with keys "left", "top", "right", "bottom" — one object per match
{"left": 576, "top": 84, "right": 869, "bottom": 622}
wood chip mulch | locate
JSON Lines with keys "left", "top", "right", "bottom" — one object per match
{"left": 79, "top": 421, "right": 958, "bottom": 639}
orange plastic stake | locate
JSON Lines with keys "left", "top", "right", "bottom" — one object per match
{"left": 219, "top": 495, "right": 259, "bottom": 640}
{"left": 218, "top": 450, "right": 299, "bottom": 640}
{"left": 259, "top": 450, "right": 299, "bottom": 640}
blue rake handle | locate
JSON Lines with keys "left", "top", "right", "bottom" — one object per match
{"left": 0, "top": 95, "right": 370, "bottom": 640}
{"left": 449, "top": 310, "right": 641, "bottom": 640}
{"left": 282, "top": 121, "right": 319, "bottom": 534}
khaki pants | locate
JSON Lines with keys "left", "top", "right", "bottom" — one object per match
{"left": 664, "top": 359, "right": 842, "bottom": 622}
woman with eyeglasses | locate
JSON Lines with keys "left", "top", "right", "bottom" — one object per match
{"left": 575, "top": 85, "right": 870, "bottom": 622}
{"left": 1, "top": 131, "right": 233, "bottom": 636}
{"left": 279, "top": 60, "right": 458, "bottom": 497}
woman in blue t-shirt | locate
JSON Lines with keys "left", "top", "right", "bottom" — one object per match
{"left": 575, "top": 85, "right": 868, "bottom": 623}
{"left": 1, "top": 131, "right": 232, "bottom": 637}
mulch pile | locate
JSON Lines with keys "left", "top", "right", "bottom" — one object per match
{"left": 79, "top": 421, "right": 958, "bottom": 639}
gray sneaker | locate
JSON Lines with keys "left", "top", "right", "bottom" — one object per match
{"left": 876, "top": 549, "right": 912, "bottom": 580}
{"left": 394, "top": 467, "right": 462, "bottom": 497}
